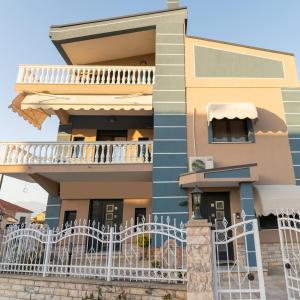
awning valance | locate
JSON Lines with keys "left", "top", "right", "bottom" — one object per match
{"left": 21, "top": 94, "right": 153, "bottom": 112}
{"left": 9, "top": 93, "right": 48, "bottom": 130}
{"left": 207, "top": 103, "right": 258, "bottom": 123}
{"left": 254, "top": 185, "right": 300, "bottom": 216}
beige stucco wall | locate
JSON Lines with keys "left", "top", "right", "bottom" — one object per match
{"left": 61, "top": 181, "right": 152, "bottom": 200}
{"left": 127, "top": 129, "right": 153, "bottom": 141}
{"left": 97, "top": 53, "right": 155, "bottom": 66}
{"left": 185, "top": 37, "right": 296, "bottom": 185}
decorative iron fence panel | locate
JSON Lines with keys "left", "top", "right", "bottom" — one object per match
{"left": 0, "top": 216, "right": 186, "bottom": 284}
{"left": 277, "top": 209, "right": 300, "bottom": 299}
{"left": 212, "top": 211, "right": 266, "bottom": 300}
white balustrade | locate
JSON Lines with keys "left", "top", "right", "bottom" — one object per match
{"left": 0, "top": 141, "right": 153, "bottom": 165}
{"left": 17, "top": 65, "right": 155, "bottom": 85}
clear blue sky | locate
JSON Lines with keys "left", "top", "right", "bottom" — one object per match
{"left": 0, "top": 0, "right": 299, "bottom": 213}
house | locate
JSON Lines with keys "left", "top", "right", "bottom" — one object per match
{"left": 31, "top": 211, "right": 45, "bottom": 224}
{"left": 0, "top": 199, "right": 32, "bottom": 229}
{"left": 0, "top": 0, "right": 300, "bottom": 267}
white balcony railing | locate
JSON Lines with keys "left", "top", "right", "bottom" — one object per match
{"left": 17, "top": 65, "right": 155, "bottom": 85}
{"left": 0, "top": 141, "right": 153, "bottom": 165}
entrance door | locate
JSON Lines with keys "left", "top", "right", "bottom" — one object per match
{"left": 87, "top": 200, "right": 123, "bottom": 252}
{"left": 89, "top": 199, "right": 123, "bottom": 228}
{"left": 200, "top": 192, "right": 234, "bottom": 261}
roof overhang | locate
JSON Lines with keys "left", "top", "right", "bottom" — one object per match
{"left": 179, "top": 163, "right": 258, "bottom": 188}
{"left": 49, "top": 7, "right": 188, "bottom": 64}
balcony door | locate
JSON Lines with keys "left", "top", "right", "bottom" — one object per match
{"left": 96, "top": 130, "right": 127, "bottom": 163}
{"left": 96, "top": 130, "right": 127, "bottom": 142}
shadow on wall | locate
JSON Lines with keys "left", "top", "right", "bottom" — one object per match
{"left": 255, "top": 108, "right": 287, "bottom": 133}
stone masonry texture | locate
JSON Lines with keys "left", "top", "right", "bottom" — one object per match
{"left": 0, "top": 275, "right": 187, "bottom": 300}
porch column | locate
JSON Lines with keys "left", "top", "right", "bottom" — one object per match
{"left": 186, "top": 219, "right": 214, "bottom": 300}
{"left": 239, "top": 182, "right": 257, "bottom": 267}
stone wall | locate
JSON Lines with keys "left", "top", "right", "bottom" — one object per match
{"left": 0, "top": 275, "right": 187, "bottom": 300}
{"left": 261, "top": 243, "right": 284, "bottom": 268}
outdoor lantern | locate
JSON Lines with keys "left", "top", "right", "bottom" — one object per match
{"left": 192, "top": 185, "right": 203, "bottom": 220}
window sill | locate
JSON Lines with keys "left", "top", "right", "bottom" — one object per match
{"left": 209, "top": 141, "right": 255, "bottom": 144}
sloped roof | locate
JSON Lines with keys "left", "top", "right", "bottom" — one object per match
{"left": 0, "top": 199, "right": 33, "bottom": 213}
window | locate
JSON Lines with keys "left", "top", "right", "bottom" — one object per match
{"left": 19, "top": 216, "right": 26, "bottom": 224}
{"left": 135, "top": 208, "right": 146, "bottom": 226}
{"left": 63, "top": 210, "right": 77, "bottom": 229}
{"left": 259, "top": 214, "right": 278, "bottom": 230}
{"left": 210, "top": 118, "right": 254, "bottom": 143}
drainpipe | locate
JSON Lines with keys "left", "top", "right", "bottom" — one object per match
{"left": 168, "top": 0, "right": 179, "bottom": 9}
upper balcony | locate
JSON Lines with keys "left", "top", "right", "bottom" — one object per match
{"left": 16, "top": 64, "right": 155, "bottom": 95}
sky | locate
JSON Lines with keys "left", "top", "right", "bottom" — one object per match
{"left": 0, "top": 0, "right": 299, "bottom": 214}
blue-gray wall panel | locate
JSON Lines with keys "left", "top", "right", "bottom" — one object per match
{"left": 154, "top": 140, "right": 187, "bottom": 153}
{"left": 154, "top": 115, "right": 186, "bottom": 127}
{"left": 292, "top": 153, "right": 300, "bottom": 165}
{"left": 282, "top": 89, "right": 300, "bottom": 184}
{"left": 153, "top": 153, "right": 187, "bottom": 166}
{"left": 154, "top": 127, "right": 186, "bottom": 140}
{"left": 153, "top": 168, "right": 183, "bottom": 181}
{"left": 204, "top": 168, "right": 250, "bottom": 179}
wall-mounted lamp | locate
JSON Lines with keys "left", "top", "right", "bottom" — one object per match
{"left": 192, "top": 185, "right": 203, "bottom": 220}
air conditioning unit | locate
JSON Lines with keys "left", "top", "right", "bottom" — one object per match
{"left": 189, "top": 156, "right": 214, "bottom": 172}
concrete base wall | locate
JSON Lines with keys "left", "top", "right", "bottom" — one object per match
{"left": 0, "top": 275, "right": 187, "bottom": 300}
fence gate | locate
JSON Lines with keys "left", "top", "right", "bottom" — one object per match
{"left": 212, "top": 211, "right": 266, "bottom": 299}
{"left": 277, "top": 209, "right": 300, "bottom": 299}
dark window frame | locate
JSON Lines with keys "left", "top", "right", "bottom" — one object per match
{"left": 134, "top": 208, "right": 147, "bottom": 226}
{"left": 258, "top": 214, "right": 278, "bottom": 230}
{"left": 208, "top": 118, "right": 255, "bottom": 144}
{"left": 63, "top": 210, "right": 77, "bottom": 229}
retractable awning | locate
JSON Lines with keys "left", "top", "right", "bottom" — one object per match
{"left": 10, "top": 93, "right": 153, "bottom": 129}
{"left": 207, "top": 103, "right": 258, "bottom": 124}
{"left": 21, "top": 94, "right": 153, "bottom": 113}
{"left": 9, "top": 93, "right": 48, "bottom": 130}
{"left": 254, "top": 185, "right": 300, "bottom": 216}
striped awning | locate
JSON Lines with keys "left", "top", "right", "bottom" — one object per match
{"left": 254, "top": 185, "right": 300, "bottom": 216}
{"left": 21, "top": 94, "right": 153, "bottom": 112}
{"left": 9, "top": 93, "right": 48, "bottom": 130}
{"left": 207, "top": 103, "right": 258, "bottom": 124}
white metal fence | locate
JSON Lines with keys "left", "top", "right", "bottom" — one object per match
{"left": 0, "top": 216, "right": 186, "bottom": 283}
{"left": 212, "top": 211, "right": 266, "bottom": 300}
{"left": 17, "top": 65, "right": 155, "bottom": 85}
{"left": 277, "top": 209, "right": 300, "bottom": 299}
{"left": 0, "top": 141, "right": 153, "bottom": 165}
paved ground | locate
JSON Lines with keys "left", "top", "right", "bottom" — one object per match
{"left": 265, "top": 267, "right": 288, "bottom": 300}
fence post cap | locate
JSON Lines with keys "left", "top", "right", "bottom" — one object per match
{"left": 186, "top": 219, "right": 211, "bottom": 228}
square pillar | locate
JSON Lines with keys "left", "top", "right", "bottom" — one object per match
{"left": 186, "top": 219, "right": 214, "bottom": 300}
{"left": 239, "top": 182, "right": 257, "bottom": 267}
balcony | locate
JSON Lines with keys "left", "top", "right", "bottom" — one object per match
{"left": 0, "top": 141, "right": 153, "bottom": 165}
{"left": 0, "top": 141, "right": 153, "bottom": 194}
{"left": 15, "top": 65, "right": 155, "bottom": 95}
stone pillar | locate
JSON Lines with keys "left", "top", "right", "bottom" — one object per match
{"left": 186, "top": 219, "right": 214, "bottom": 300}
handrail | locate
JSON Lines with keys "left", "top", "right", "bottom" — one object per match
{"left": 0, "top": 141, "right": 153, "bottom": 165}
{"left": 17, "top": 65, "right": 155, "bottom": 85}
